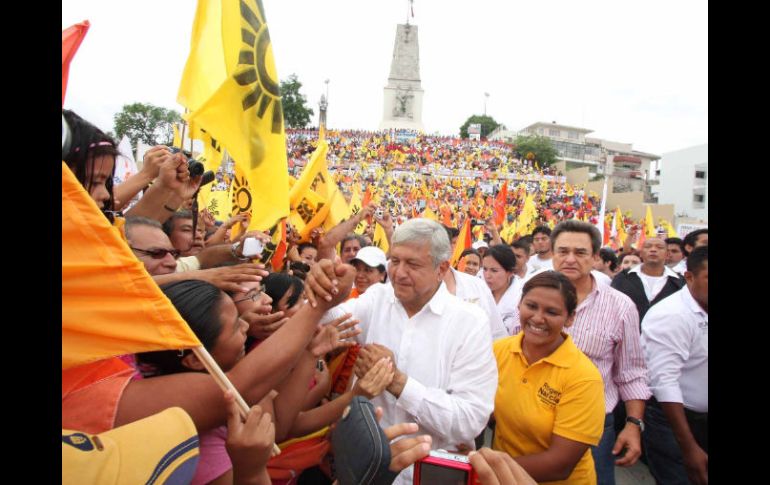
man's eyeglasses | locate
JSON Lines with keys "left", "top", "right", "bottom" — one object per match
{"left": 130, "top": 247, "right": 181, "bottom": 259}
{"left": 234, "top": 290, "right": 263, "bottom": 304}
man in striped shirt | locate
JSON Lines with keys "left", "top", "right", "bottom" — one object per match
{"left": 510, "top": 220, "right": 651, "bottom": 485}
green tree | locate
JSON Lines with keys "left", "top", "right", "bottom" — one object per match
{"left": 459, "top": 114, "right": 500, "bottom": 139}
{"left": 113, "top": 103, "right": 181, "bottom": 146}
{"left": 280, "top": 74, "right": 314, "bottom": 128}
{"left": 513, "top": 134, "right": 558, "bottom": 166}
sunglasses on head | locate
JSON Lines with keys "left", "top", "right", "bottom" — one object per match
{"left": 130, "top": 247, "right": 181, "bottom": 259}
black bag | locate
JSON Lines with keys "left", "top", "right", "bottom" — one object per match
{"left": 331, "top": 396, "right": 399, "bottom": 485}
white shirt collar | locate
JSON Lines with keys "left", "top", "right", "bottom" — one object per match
{"left": 389, "top": 280, "right": 450, "bottom": 316}
{"left": 629, "top": 264, "right": 680, "bottom": 279}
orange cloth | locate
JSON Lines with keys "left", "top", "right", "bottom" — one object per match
{"left": 62, "top": 357, "right": 135, "bottom": 434}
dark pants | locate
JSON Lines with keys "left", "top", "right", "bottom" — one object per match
{"left": 643, "top": 398, "right": 707, "bottom": 485}
{"left": 591, "top": 413, "right": 616, "bottom": 485}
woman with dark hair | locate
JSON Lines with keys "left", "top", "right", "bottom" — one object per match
{"left": 138, "top": 280, "right": 390, "bottom": 485}
{"left": 349, "top": 246, "right": 388, "bottom": 297}
{"left": 492, "top": 271, "right": 605, "bottom": 484}
{"left": 482, "top": 244, "right": 522, "bottom": 335}
{"left": 457, "top": 248, "right": 482, "bottom": 276}
{"left": 62, "top": 109, "right": 120, "bottom": 219}
{"left": 263, "top": 272, "right": 306, "bottom": 317}
{"left": 618, "top": 251, "right": 642, "bottom": 273}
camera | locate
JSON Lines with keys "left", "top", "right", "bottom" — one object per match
{"left": 241, "top": 237, "right": 268, "bottom": 261}
{"left": 167, "top": 146, "right": 205, "bottom": 177}
{"left": 413, "top": 450, "right": 478, "bottom": 485}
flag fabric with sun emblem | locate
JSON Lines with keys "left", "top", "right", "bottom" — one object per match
{"left": 178, "top": 0, "right": 288, "bottom": 231}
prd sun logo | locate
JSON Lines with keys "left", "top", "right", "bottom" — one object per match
{"left": 234, "top": 0, "right": 283, "bottom": 136}
{"left": 231, "top": 174, "right": 253, "bottom": 216}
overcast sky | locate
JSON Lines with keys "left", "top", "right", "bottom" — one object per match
{"left": 62, "top": 0, "right": 707, "bottom": 155}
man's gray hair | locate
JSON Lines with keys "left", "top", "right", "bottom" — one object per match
{"left": 391, "top": 218, "right": 451, "bottom": 267}
{"left": 125, "top": 216, "right": 163, "bottom": 242}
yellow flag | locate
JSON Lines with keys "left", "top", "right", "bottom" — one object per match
{"left": 662, "top": 219, "right": 677, "bottom": 238}
{"left": 422, "top": 206, "right": 439, "bottom": 221}
{"left": 644, "top": 206, "right": 657, "bottom": 238}
{"left": 172, "top": 123, "right": 182, "bottom": 148}
{"left": 205, "top": 190, "right": 231, "bottom": 222}
{"left": 373, "top": 222, "right": 390, "bottom": 253}
{"left": 348, "top": 187, "right": 367, "bottom": 234}
{"left": 178, "top": 0, "right": 288, "bottom": 231}
{"left": 62, "top": 163, "right": 200, "bottom": 369}
{"left": 614, "top": 207, "right": 627, "bottom": 246}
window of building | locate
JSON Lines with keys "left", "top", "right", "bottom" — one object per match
{"left": 537, "top": 128, "right": 543, "bottom": 135}
{"left": 568, "top": 131, "right": 579, "bottom": 140}
{"left": 549, "top": 128, "right": 560, "bottom": 137}
{"left": 695, "top": 170, "right": 706, "bottom": 179}
{"left": 693, "top": 194, "right": 705, "bottom": 203}
{"left": 655, "top": 169, "right": 661, "bottom": 176}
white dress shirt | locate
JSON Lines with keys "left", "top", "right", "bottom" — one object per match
{"left": 450, "top": 267, "right": 507, "bottom": 340}
{"left": 671, "top": 258, "right": 687, "bottom": 275}
{"left": 592, "top": 269, "right": 612, "bottom": 286}
{"left": 641, "top": 286, "right": 708, "bottom": 412}
{"left": 629, "top": 264, "right": 680, "bottom": 301}
{"left": 326, "top": 282, "right": 498, "bottom": 485}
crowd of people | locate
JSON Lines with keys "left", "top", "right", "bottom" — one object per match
{"left": 62, "top": 111, "right": 707, "bottom": 485}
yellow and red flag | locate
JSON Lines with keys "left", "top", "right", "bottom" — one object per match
{"left": 449, "top": 217, "right": 472, "bottom": 267}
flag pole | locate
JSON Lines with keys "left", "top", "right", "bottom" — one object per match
{"left": 192, "top": 345, "right": 282, "bottom": 456}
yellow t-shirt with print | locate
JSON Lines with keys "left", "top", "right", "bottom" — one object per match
{"left": 493, "top": 333, "right": 605, "bottom": 485}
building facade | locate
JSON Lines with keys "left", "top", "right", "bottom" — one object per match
{"left": 649, "top": 144, "right": 708, "bottom": 223}
{"left": 489, "top": 121, "right": 660, "bottom": 198}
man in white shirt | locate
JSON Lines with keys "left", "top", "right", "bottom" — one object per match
{"left": 527, "top": 225, "right": 554, "bottom": 272}
{"left": 671, "top": 228, "right": 708, "bottom": 275}
{"left": 611, "top": 238, "right": 685, "bottom": 324}
{"left": 444, "top": 266, "right": 508, "bottom": 340}
{"left": 305, "top": 219, "right": 498, "bottom": 485}
{"left": 640, "top": 245, "right": 708, "bottom": 485}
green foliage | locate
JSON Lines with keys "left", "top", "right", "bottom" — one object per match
{"left": 113, "top": 103, "right": 181, "bottom": 146}
{"left": 280, "top": 74, "right": 314, "bottom": 128}
{"left": 459, "top": 114, "right": 500, "bottom": 139}
{"left": 513, "top": 134, "right": 558, "bottom": 166}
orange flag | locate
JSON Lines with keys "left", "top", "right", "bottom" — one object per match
{"left": 450, "top": 217, "right": 472, "bottom": 266}
{"left": 62, "top": 20, "right": 90, "bottom": 106}
{"left": 62, "top": 162, "right": 200, "bottom": 370}
{"left": 494, "top": 181, "right": 508, "bottom": 227}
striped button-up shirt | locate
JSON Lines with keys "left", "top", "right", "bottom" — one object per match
{"left": 511, "top": 276, "right": 651, "bottom": 412}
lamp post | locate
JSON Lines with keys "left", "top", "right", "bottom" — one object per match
{"left": 484, "top": 92, "right": 490, "bottom": 116}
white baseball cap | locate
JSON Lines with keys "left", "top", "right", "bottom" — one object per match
{"left": 350, "top": 246, "right": 387, "bottom": 269}
{"left": 472, "top": 240, "right": 489, "bottom": 250}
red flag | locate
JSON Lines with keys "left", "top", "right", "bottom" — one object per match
{"left": 62, "top": 20, "right": 90, "bottom": 107}
{"left": 603, "top": 219, "right": 611, "bottom": 246}
{"left": 362, "top": 186, "right": 373, "bottom": 226}
{"left": 270, "top": 219, "right": 287, "bottom": 271}
{"left": 493, "top": 181, "right": 508, "bottom": 226}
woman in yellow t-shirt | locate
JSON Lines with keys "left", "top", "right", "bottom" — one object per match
{"left": 492, "top": 271, "right": 605, "bottom": 485}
